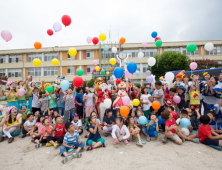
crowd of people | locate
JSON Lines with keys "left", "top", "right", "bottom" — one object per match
{"left": 0, "top": 72, "right": 222, "bottom": 164}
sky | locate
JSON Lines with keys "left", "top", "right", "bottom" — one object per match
{"left": 0, "top": 0, "right": 221, "bottom": 50}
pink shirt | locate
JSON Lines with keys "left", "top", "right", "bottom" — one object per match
{"left": 40, "top": 126, "right": 52, "bottom": 139}
{"left": 36, "top": 122, "right": 44, "bottom": 134}
{"left": 165, "top": 118, "right": 176, "bottom": 134}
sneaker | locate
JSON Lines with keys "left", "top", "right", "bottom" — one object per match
{"left": 21, "top": 134, "right": 26, "bottom": 138}
{"left": 162, "top": 137, "right": 167, "bottom": 144}
{"left": 72, "top": 152, "right": 82, "bottom": 158}
{"left": 101, "top": 143, "right": 106, "bottom": 147}
{"left": 86, "top": 146, "right": 93, "bottom": 151}
{"left": 140, "top": 139, "right": 146, "bottom": 144}
{"left": 62, "top": 155, "right": 73, "bottom": 164}
{"left": 35, "top": 143, "right": 42, "bottom": 148}
{"left": 136, "top": 140, "right": 143, "bottom": 147}
{"left": 84, "top": 135, "right": 88, "bottom": 138}
{"left": 112, "top": 140, "right": 117, "bottom": 145}
{"left": 124, "top": 140, "right": 130, "bottom": 145}
{"left": 0, "top": 136, "right": 5, "bottom": 142}
{"left": 150, "top": 137, "right": 157, "bottom": 141}
{"left": 46, "top": 142, "right": 53, "bottom": 147}
{"left": 8, "top": 137, "right": 14, "bottom": 143}
{"left": 146, "top": 136, "right": 151, "bottom": 142}
{"left": 54, "top": 142, "right": 59, "bottom": 149}
{"left": 104, "top": 133, "right": 108, "bottom": 137}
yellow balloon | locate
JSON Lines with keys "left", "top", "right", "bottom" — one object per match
{"left": 132, "top": 99, "right": 140, "bottom": 106}
{"left": 52, "top": 58, "right": 59, "bottom": 66}
{"left": 99, "top": 33, "right": 106, "bottom": 42}
{"left": 95, "top": 66, "right": 100, "bottom": 72}
{"left": 33, "top": 58, "right": 41, "bottom": 67}
{"left": 68, "top": 48, "right": 77, "bottom": 57}
{"left": 110, "top": 58, "right": 116, "bottom": 65}
{"left": 106, "top": 71, "right": 109, "bottom": 75}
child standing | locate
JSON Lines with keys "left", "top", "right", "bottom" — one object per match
{"left": 176, "top": 85, "right": 187, "bottom": 117}
{"left": 164, "top": 88, "right": 176, "bottom": 110}
{"left": 30, "top": 87, "right": 41, "bottom": 113}
{"left": 75, "top": 87, "right": 84, "bottom": 120}
{"left": 58, "top": 88, "right": 65, "bottom": 116}
{"left": 47, "top": 92, "right": 57, "bottom": 111}
{"left": 142, "top": 115, "right": 159, "bottom": 141}
{"left": 103, "top": 109, "right": 115, "bottom": 137}
{"left": 38, "top": 92, "right": 48, "bottom": 116}
{"left": 71, "top": 113, "right": 83, "bottom": 134}
{"left": 189, "top": 76, "right": 200, "bottom": 113}
{"left": 22, "top": 114, "right": 36, "bottom": 138}
{"left": 140, "top": 87, "right": 151, "bottom": 118}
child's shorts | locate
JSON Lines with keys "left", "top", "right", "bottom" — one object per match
{"left": 142, "top": 127, "right": 158, "bottom": 137}
{"left": 189, "top": 105, "right": 199, "bottom": 114}
{"left": 202, "top": 138, "right": 219, "bottom": 146}
{"left": 87, "top": 138, "right": 105, "bottom": 146}
{"left": 167, "top": 132, "right": 181, "bottom": 142}
{"left": 60, "top": 141, "right": 85, "bottom": 156}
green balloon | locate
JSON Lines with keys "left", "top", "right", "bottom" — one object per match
{"left": 46, "top": 86, "right": 53, "bottom": 93}
{"left": 101, "top": 70, "right": 105, "bottom": 74}
{"left": 76, "top": 68, "right": 84, "bottom": 76}
{"left": 186, "top": 43, "right": 197, "bottom": 53}
{"left": 155, "top": 40, "right": 162, "bottom": 47}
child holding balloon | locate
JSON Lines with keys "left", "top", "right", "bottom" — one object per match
{"left": 142, "top": 115, "right": 159, "bottom": 141}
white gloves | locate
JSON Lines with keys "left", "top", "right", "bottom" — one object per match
{"left": 102, "top": 86, "right": 106, "bottom": 92}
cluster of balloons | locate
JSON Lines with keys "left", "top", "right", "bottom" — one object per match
{"left": 151, "top": 31, "right": 162, "bottom": 48}
{"left": 180, "top": 118, "right": 191, "bottom": 136}
{"left": 1, "top": 30, "right": 12, "bottom": 42}
{"left": 87, "top": 33, "right": 106, "bottom": 45}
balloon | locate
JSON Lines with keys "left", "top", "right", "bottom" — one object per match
{"left": 165, "top": 72, "right": 175, "bottom": 82}
{"left": 151, "top": 31, "right": 157, "bottom": 38}
{"left": 106, "top": 71, "right": 109, "bottom": 75}
{"left": 93, "top": 69, "right": 96, "bottom": 72}
{"left": 132, "top": 99, "right": 140, "bottom": 106}
{"left": 17, "top": 89, "right": 25, "bottom": 97}
{"left": 100, "top": 68, "right": 102, "bottom": 71}
{"left": 173, "top": 96, "right": 181, "bottom": 104}
{"left": 93, "top": 60, "right": 98, "bottom": 66}
{"left": 47, "top": 29, "right": 53, "bottom": 36}
{"left": 154, "top": 37, "right": 161, "bottom": 42}
{"left": 181, "top": 127, "right": 190, "bottom": 136}
{"left": 73, "top": 76, "right": 83, "bottom": 87}
{"left": 204, "top": 42, "right": 214, "bottom": 51}
{"left": 60, "top": 80, "right": 70, "bottom": 91}
{"left": 112, "top": 47, "right": 117, "bottom": 53}
{"left": 114, "top": 67, "right": 124, "bottom": 79}
{"left": 52, "top": 58, "right": 59, "bottom": 66}
{"left": 124, "top": 61, "right": 127, "bottom": 65}
{"left": 110, "top": 68, "right": 113, "bottom": 71}
{"left": 77, "top": 68, "right": 84, "bottom": 76}
{"left": 1, "top": 30, "right": 12, "bottom": 42}
{"left": 99, "top": 33, "right": 106, "bottom": 42}
{"left": 127, "top": 62, "right": 137, "bottom": 74}
{"left": 104, "top": 98, "right": 112, "bottom": 108}
{"left": 142, "top": 41, "right": 147, "bottom": 48}
{"left": 138, "top": 116, "right": 148, "bottom": 125}
{"left": 61, "top": 15, "right": 71, "bottom": 27}
{"left": 120, "top": 106, "right": 130, "bottom": 117}
{"left": 125, "top": 69, "right": 133, "bottom": 79}
{"left": 34, "top": 42, "right": 42, "bottom": 50}
{"left": 95, "top": 66, "right": 100, "bottom": 72}
{"left": 68, "top": 48, "right": 77, "bottom": 57}
{"left": 116, "top": 79, "right": 121, "bottom": 84}
{"left": 158, "top": 116, "right": 165, "bottom": 124}
{"left": 138, "top": 52, "right": 144, "bottom": 59}
{"left": 86, "top": 36, "right": 92, "bottom": 44}
{"left": 103, "top": 45, "right": 109, "bottom": 51}
{"left": 110, "top": 77, "right": 113, "bottom": 81}
{"left": 116, "top": 61, "right": 118, "bottom": 65}
{"left": 122, "top": 96, "right": 130, "bottom": 106}
{"left": 33, "top": 58, "right": 41, "bottom": 67}
{"left": 180, "top": 118, "right": 191, "bottom": 128}
{"left": 171, "top": 111, "right": 178, "bottom": 120}
{"left": 146, "top": 76, "right": 153, "bottom": 83}
{"left": 189, "top": 62, "right": 198, "bottom": 71}
{"left": 46, "top": 86, "right": 53, "bottom": 93}
{"left": 110, "top": 58, "right": 116, "bottom": 65}
{"left": 146, "top": 70, "right": 151, "bottom": 76}
{"left": 148, "top": 57, "right": 156, "bottom": 66}
{"left": 186, "top": 43, "right": 197, "bottom": 53}
{"left": 101, "top": 70, "right": 105, "bottom": 74}
{"left": 135, "top": 70, "right": 140, "bottom": 76}
{"left": 120, "top": 37, "right": 126, "bottom": 44}
{"left": 152, "top": 101, "right": 161, "bottom": 110}
{"left": 53, "top": 22, "right": 62, "bottom": 32}
{"left": 92, "top": 37, "right": 99, "bottom": 45}
{"left": 155, "top": 40, "right": 162, "bottom": 47}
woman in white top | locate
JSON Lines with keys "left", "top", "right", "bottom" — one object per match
{"left": 140, "top": 87, "right": 152, "bottom": 119}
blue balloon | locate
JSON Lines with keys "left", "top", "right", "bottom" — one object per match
{"left": 103, "top": 45, "right": 109, "bottom": 51}
{"left": 127, "top": 62, "right": 137, "bottom": 74}
{"left": 151, "top": 31, "right": 157, "bottom": 38}
{"left": 158, "top": 116, "right": 165, "bottom": 124}
{"left": 135, "top": 70, "right": 140, "bottom": 76}
{"left": 138, "top": 116, "right": 147, "bottom": 125}
{"left": 60, "top": 80, "right": 70, "bottom": 91}
{"left": 114, "top": 67, "right": 124, "bottom": 79}
{"left": 180, "top": 118, "right": 191, "bottom": 128}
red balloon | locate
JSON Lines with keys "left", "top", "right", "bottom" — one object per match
{"left": 171, "top": 111, "right": 178, "bottom": 120}
{"left": 47, "top": 29, "right": 53, "bottom": 36}
{"left": 154, "top": 37, "right": 161, "bottom": 42}
{"left": 92, "top": 37, "right": 99, "bottom": 45}
{"left": 100, "top": 68, "right": 102, "bottom": 71}
{"left": 73, "top": 76, "right": 83, "bottom": 87}
{"left": 61, "top": 15, "right": 71, "bottom": 27}
{"left": 93, "top": 69, "right": 96, "bottom": 72}
{"left": 116, "top": 79, "right": 121, "bottom": 84}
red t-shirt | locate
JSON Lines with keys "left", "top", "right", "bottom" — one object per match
{"left": 198, "top": 124, "right": 212, "bottom": 143}
{"left": 164, "top": 94, "right": 174, "bottom": 107}
{"left": 132, "top": 91, "right": 138, "bottom": 100}
{"left": 54, "top": 124, "right": 66, "bottom": 138}
{"left": 165, "top": 118, "right": 177, "bottom": 134}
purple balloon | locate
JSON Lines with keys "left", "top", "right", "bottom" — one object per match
{"left": 116, "top": 61, "right": 118, "bottom": 64}
{"left": 53, "top": 22, "right": 62, "bottom": 32}
{"left": 1, "top": 30, "right": 12, "bottom": 42}
{"left": 146, "top": 70, "right": 151, "bottom": 76}
{"left": 110, "top": 77, "right": 113, "bottom": 80}
{"left": 146, "top": 76, "right": 153, "bottom": 83}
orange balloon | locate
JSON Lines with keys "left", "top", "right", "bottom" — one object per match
{"left": 34, "top": 42, "right": 42, "bottom": 50}
{"left": 120, "top": 37, "right": 126, "bottom": 44}
{"left": 152, "top": 101, "right": 161, "bottom": 110}
{"left": 120, "top": 106, "right": 130, "bottom": 117}
{"left": 110, "top": 68, "right": 113, "bottom": 71}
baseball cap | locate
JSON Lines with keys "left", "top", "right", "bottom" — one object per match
{"left": 178, "top": 85, "right": 185, "bottom": 91}
{"left": 72, "top": 113, "right": 79, "bottom": 119}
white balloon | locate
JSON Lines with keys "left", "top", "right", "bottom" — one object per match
{"left": 181, "top": 127, "right": 190, "bottom": 136}
{"left": 148, "top": 57, "right": 156, "bottom": 66}
{"left": 165, "top": 72, "right": 175, "bottom": 82}
{"left": 104, "top": 98, "right": 112, "bottom": 108}
{"left": 112, "top": 47, "right": 117, "bottom": 53}
{"left": 138, "top": 52, "right": 144, "bottom": 59}
{"left": 204, "top": 42, "right": 214, "bottom": 51}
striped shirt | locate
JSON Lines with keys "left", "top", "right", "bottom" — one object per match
{"left": 63, "top": 131, "right": 79, "bottom": 145}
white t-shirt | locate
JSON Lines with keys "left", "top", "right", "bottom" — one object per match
{"left": 24, "top": 120, "right": 36, "bottom": 130}
{"left": 153, "top": 89, "right": 164, "bottom": 106}
{"left": 111, "top": 124, "right": 130, "bottom": 140}
{"left": 84, "top": 93, "right": 95, "bottom": 106}
{"left": 32, "top": 94, "right": 40, "bottom": 108}
{"left": 140, "top": 94, "right": 152, "bottom": 111}
{"left": 71, "top": 119, "right": 83, "bottom": 130}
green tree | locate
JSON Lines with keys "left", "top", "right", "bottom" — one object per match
{"left": 151, "top": 51, "right": 189, "bottom": 79}
{"left": 87, "top": 79, "right": 94, "bottom": 87}
{"left": 188, "top": 59, "right": 222, "bottom": 70}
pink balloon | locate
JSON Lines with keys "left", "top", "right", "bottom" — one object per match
{"left": 93, "top": 60, "right": 98, "bottom": 66}
{"left": 17, "top": 89, "right": 25, "bottom": 97}
{"left": 189, "top": 62, "right": 198, "bottom": 71}
{"left": 122, "top": 96, "right": 130, "bottom": 106}
{"left": 1, "top": 30, "right": 12, "bottom": 42}
{"left": 173, "top": 95, "right": 181, "bottom": 104}
{"left": 125, "top": 69, "right": 133, "bottom": 79}
{"left": 87, "top": 36, "right": 92, "bottom": 44}
{"left": 142, "top": 41, "right": 147, "bottom": 48}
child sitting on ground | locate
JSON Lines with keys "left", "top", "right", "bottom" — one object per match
{"left": 111, "top": 117, "right": 130, "bottom": 145}
{"left": 34, "top": 110, "right": 40, "bottom": 122}
{"left": 52, "top": 110, "right": 59, "bottom": 125}
{"left": 22, "top": 114, "right": 36, "bottom": 138}
{"left": 86, "top": 116, "right": 105, "bottom": 151}
{"left": 142, "top": 115, "right": 159, "bottom": 141}
{"left": 32, "top": 115, "right": 45, "bottom": 142}
{"left": 148, "top": 106, "right": 158, "bottom": 120}
{"left": 85, "top": 111, "right": 100, "bottom": 138}
{"left": 20, "top": 104, "right": 31, "bottom": 122}
{"left": 207, "top": 111, "right": 222, "bottom": 134}
{"left": 60, "top": 122, "right": 84, "bottom": 164}
{"left": 134, "top": 109, "right": 143, "bottom": 128}
{"left": 185, "top": 107, "right": 200, "bottom": 136}
{"left": 46, "top": 110, "right": 53, "bottom": 126}
{"left": 103, "top": 109, "right": 115, "bottom": 137}
{"left": 71, "top": 113, "right": 83, "bottom": 135}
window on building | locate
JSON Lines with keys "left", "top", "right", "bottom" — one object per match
{"left": 28, "top": 54, "right": 42, "bottom": 62}
{"left": 142, "top": 64, "right": 148, "bottom": 73}
{"left": 86, "top": 51, "right": 94, "bottom": 59}
{"left": 87, "top": 65, "right": 95, "bottom": 75}
{"left": 0, "top": 56, "right": 6, "bottom": 64}
{"left": 0, "top": 69, "right": 5, "bottom": 76}
{"left": 9, "top": 55, "right": 22, "bottom": 63}
{"left": 143, "top": 49, "right": 158, "bottom": 57}
{"left": 43, "top": 67, "right": 58, "bottom": 76}
{"left": 67, "top": 66, "right": 74, "bottom": 75}
{"left": 44, "top": 53, "right": 58, "bottom": 61}
{"left": 206, "top": 46, "right": 221, "bottom": 55}
{"left": 164, "top": 48, "right": 180, "bottom": 53}
{"left": 8, "top": 69, "right": 21, "bottom": 78}
{"left": 28, "top": 68, "right": 42, "bottom": 77}
{"left": 67, "top": 53, "right": 75, "bottom": 60}
{"left": 133, "top": 79, "right": 145, "bottom": 84}
{"left": 182, "top": 47, "right": 199, "bottom": 56}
